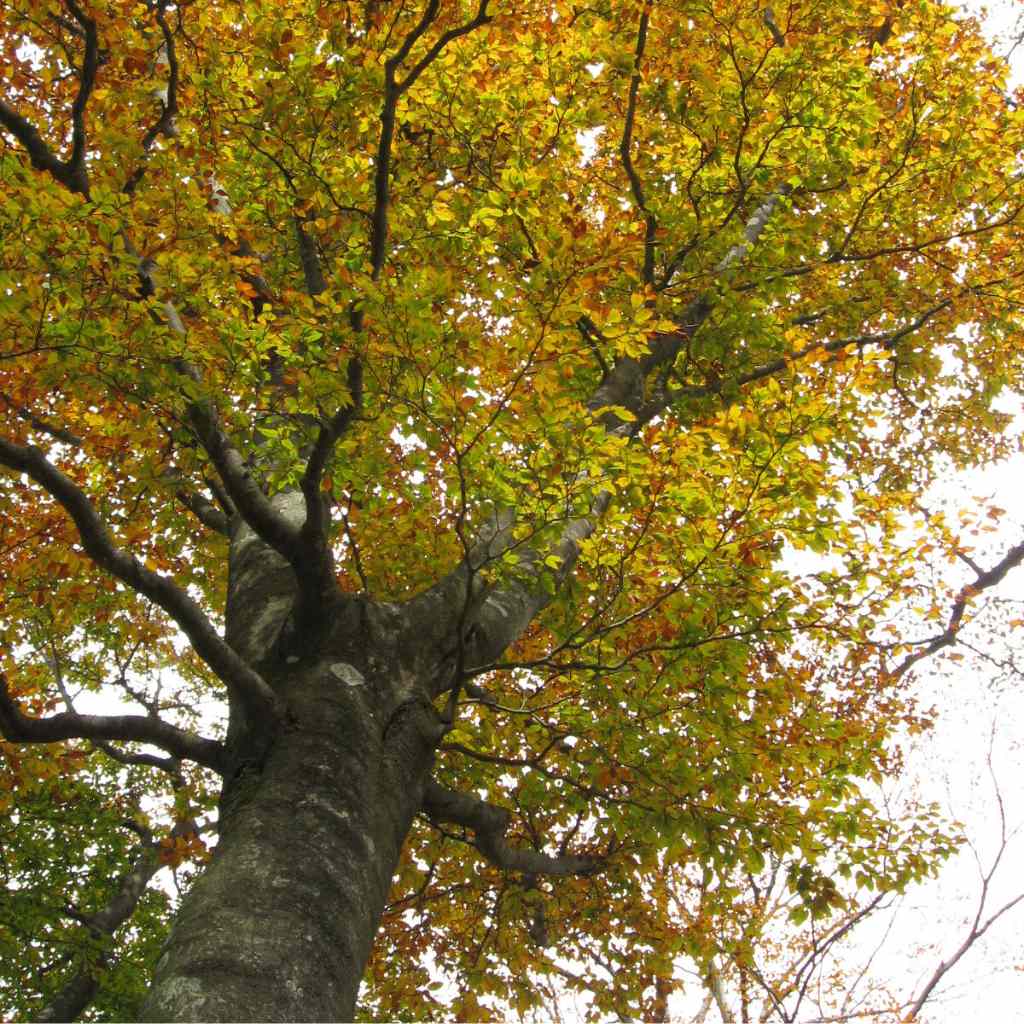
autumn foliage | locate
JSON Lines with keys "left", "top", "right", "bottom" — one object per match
{"left": 1, "top": 0, "right": 1023, "bottom": 1019}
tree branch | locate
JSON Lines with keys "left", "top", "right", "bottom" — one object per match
{"left": 0, "top": 97, "right": 81, "bottom": 194}
{"left": 0, "top": 0, "right": 97, "bottom": 196}
{"left": 422, "top": 780, "right": 599, "bottom": 877}
{"left": 0, "top": 391, "right": 83, "bottom": 446}
{"left": 124, "top": 2, "right": 181, "bottom": 194}
{"left": 0, "top": 437, "right": 282, "bottom": 728}
{"left": 183, "top": 393, "right": 304, "bottom": 556}
{"left": 134, "top": 218, "right": 308, "bottom": 582}
{"left": 294, "top": 216, "right": 327, "bottom": 296}
{"left": 619, "top": 5, "right": 656, "bottom": 286}
{"left": 289, "top": 0, "right": 493, "bottom": 599}
{"left": 63, "top": 0, "right": 99, "bottom": 180}
{"left": 0, "top": 671, "right": 227, "bottom": 774}
{"left": 298, "top": 358, "right": 363, "bottom": 584}
{"left": 367, "top": 0, "right": 491, "bottom": 286}
{"left": 46, "top": 646, "right": 188, "bottom": 780}
{"left": 174, "top": 485, "right": 232, "bottom": 536}
{"left": 634, "top": 299, "right": 954, "bottom": 422}
{"left": 415, "top": 189, "right": 792, "bottom": 673}
{"left": 589, "top": 186, "right": 790, "bottom": 435}
{"left": 36, "top": 816, "right": 205, "bottom": 1023}
{"left": 161, "top": 467, "right": 232, "bottom": 535}
{"left": 904, "top": 733, "right": 1024, "bottom": 1018}
{"left": 36, "top": 832, "right": 164, "bottom": 1023}
{"left": 892, "top": 537, "right": 1024, "bottom": 678}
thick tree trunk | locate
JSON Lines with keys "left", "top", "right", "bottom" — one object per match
{"left": 140, "top": 500, "right": 450, "bottom": 1021}
{"left": 140, "top": 651, "right": 440, "bottom": 1022}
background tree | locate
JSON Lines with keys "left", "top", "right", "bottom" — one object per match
{"left": 2, "top": 0, "right": 1024, "bottom": 1019}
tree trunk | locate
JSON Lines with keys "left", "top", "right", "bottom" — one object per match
{"left": 140, "top": 649, "right": 441, "bottom": 1021}
{"left": 140, "top": 501, "right": 450, "bottom": 1021}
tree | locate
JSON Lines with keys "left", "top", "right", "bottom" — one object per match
{"left": 1, "top": 0, "right": 1023, "bottom": 1019}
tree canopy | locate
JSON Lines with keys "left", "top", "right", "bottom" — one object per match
{"left": 1, "top": 0, "right": 1023, "bottom": 1019}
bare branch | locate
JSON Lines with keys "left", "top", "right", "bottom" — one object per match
{"left": 422, "top": 780, "right": 599, "bottom": 877}
{"left": 0, "top": 437, "right": 282, "bottom": 728}
{"left": 905, "top": 843, "right": 1024, "bottom": 1013}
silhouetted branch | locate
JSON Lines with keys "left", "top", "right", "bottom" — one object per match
{"left": 893, "top": 537, "right": 1024, "bottom": 678}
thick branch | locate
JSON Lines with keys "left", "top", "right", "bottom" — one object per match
{"left": 422, "top": 780, "right": 599, "bottom": 877}
{"left": 174, "top": 485, "right": 231, "bottom": 536}
{"left": 368, "top": 0, "right": 491, "bottom": 285}
{"left": 368, "top": 0, "right": 440, "bottom": 283}
{"left": 296, "top": 0, "right": 491, "bottom": 598}
{"left": 63, "top": 0, "right": 99, "bottom": 179}
{"left": 161, "top": 467, "right": 231, "bottom": 535}
{"left": 136, "top": 228, "right": 305, "bottom": 579}
{"left": 396, "top": 0, "right": 491, "bottom": 95}
{"left": 590, "top": 187, "right": 789, "bottom": 433}
{"left": 418, "top": 189, "right": 790, "bottom": 670}
{"left": 0, "top": 438, "right": 281, "bottom": 727}
{"left": 0, "top": 671, "right": 227, "bottom": 773}
{"left": 299, "top": 357, "right": 363, "bottom": 578}
{"left": 294, "top": 216, "right": 327, "bottom": 296}
{"left": 0, "top": 97, "right": 84, "bottom": 195}
{"left": 124, "top": 3, "right": 181, "bottom": 194}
